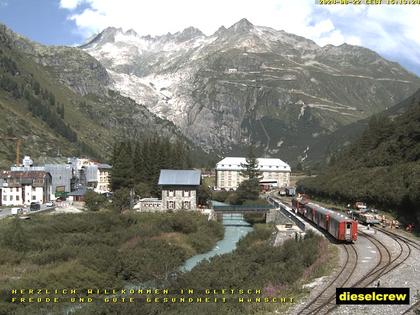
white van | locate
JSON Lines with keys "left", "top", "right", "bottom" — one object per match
{"left": 11, "top": 207, "right": 23, "bottom": 215}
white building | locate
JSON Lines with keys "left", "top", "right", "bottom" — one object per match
{"left": 84, "top": 163, "right": 112, "bottom": 194}
{"left": 0, "top": 170, "right": 52, "bottom": 206}
{"left": 135, "top": 198, "right": 163, "bottom": 212}
{"left": 215, "top": 157, "right": 291, "bottom": 190}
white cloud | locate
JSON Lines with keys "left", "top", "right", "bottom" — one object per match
{"left": 60, "top": 0, "right": 420, "bottom": 74}
{"left": 60, "top": 0, "right": 84, "bottom": 10}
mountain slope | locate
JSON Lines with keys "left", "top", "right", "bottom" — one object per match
{"left": 305, "top": 89, "right": 420, "bottom": 168}
{"left": 0, "top": 24, "right": 198, "bottom": 168}
{"left": 298, "top": 90, "right": 420, "bottom": 229}
{"left": 82, "top": 19, "right": 420, "bottom": 163}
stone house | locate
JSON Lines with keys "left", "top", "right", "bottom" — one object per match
{"left": 158, "top": 169, "right": 201, "bottom": 210}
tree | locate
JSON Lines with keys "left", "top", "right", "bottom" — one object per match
{"left": 197, "top": 184, "right": 211, "bottom": 206}
{"left": 84, "top": 190, "right": 107, "bottom": 211}
{"left": 134, "top": 182, "right": 152, "bottom": 198}
{"left": 112, "top": 188, "right": 131, "bottom": 213}
{"left": 236, "top": 178, "right": 260, "bottom": 203}
{"left": 236, "top": 145, "right": 262, "bottom": 202}
{"left": 111, "top": 142, "right": 134, "bottom": 191}
{"left": 240, "top": 146, "right": 262, "bottom": 181}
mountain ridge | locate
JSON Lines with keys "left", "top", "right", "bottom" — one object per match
{"left": 80, "top": 19, "right": 420, "bottom": 163}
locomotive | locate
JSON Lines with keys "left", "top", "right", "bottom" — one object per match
{"left": 292, "top": 197, "right": 357, "bottom": 242}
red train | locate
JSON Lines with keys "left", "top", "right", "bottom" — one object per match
{"left": 292, "top": 197, "right": 357, "bottom": 242}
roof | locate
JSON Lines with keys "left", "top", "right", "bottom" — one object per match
{"left": 306, "top": 202, "right": 351, "bottom": 222}
{"left": 1, "top": 170, "right": 50, "bottom": 180}
{"left": 216, "top": 157, "right": 291, "bottom": 172}
{"left": 97, "top": 163, "right": 112, "bottom": 169}
{"left": 1, "top": 171, "right": 50, "bottom": 188}
{"left": 68, "top": 188, "right": 87, "bottom": 196}
{"left": 158, "top": 169, "right": 201, "bottom": 186}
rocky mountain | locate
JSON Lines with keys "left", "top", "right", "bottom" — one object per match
{"left": 81, "top": 18, "right": 420, "bottom": 164}
{"left": 0, "top": 24, "right": 203, "bottom": 169}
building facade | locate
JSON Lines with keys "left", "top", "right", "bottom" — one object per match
{"left": 215, "top": 157, "right": 291, "bottom": 190}
{"left": 95, "top": 164, "right": 112, "bottom": 194}
{"left": 158, "top": 169, "right": 201, "bottom": 211}
{"left": 0, "top": 170, "right": 52, "bottom": 206}
{"left": 10, "top": 156, "right": 112, "bottom": 199}
{"left": 136, "top": 198, "right": 163, "bottom": 212}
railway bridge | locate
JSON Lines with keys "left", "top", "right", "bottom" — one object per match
{"left": 212, "top": 204, "right": 275, "bottom": 224}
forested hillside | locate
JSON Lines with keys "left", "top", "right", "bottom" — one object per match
{"left": 304, "top": 89, "right": 420, "bottom": 168}
{"left": 299, "top": 89, "right": 420, "bottom": 229}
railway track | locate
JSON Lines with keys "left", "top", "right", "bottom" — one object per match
{"left": 324, "top": 229, "right": 414, "bottom": 314}
{"left": 374, "top": 228, "right": 420, "bottom": 315}
{"left": 298, "top": 243, "right": 358, "bottom": 315}
{"left": 276, "top": 197, "right": 418, "bottom": 314}
{"left": 401, "top": 300, "right": 420, "bottom": 314}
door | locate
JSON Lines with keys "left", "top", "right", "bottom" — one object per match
{"left": 345, "top": 222, "right": 352, "bottom": 241}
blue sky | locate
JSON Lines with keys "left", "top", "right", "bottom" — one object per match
{"left": 0, "top": 0, "right": 419, "bottom": 75}
{"left": 0, "top": 0, "right": 87, "bottom": 45}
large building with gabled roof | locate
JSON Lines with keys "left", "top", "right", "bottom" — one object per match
{"left": 215, "top": 157, "right": 291, "bottom": 190}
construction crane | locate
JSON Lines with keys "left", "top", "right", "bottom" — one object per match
{"left": 0, "top": 136, "right": 22, "bottom": 165}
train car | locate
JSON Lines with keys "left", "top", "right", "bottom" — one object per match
{"left": 353, "top": 212, "right": 380, "bottom": 225}
{"left": 285, "top": 187, "right": 296, "bottom": 197}
{"left": 292, "top": 199, "right": 357, "bottom": 242}
{"left": 292, "top": 197, "right": 308, "bottom": 215}
{"left": 327, "top": 211, "right": 358, "bottom": 242}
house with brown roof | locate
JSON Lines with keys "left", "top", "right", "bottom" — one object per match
{"left": 0, "top": 170, "right": 52, "bottom": 206}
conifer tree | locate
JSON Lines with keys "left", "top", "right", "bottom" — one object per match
{"left": 237, "top": 145, "right": 262, "bottom": 202}
{"left": 111, "top": 142, "right": 134, "bottom": 191}
{"left": 240, "top": 145, "right": 262, "bottom": 181}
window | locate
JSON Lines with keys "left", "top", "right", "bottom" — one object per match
{"left": 3, "top": 195, "right": 6, "bottom": 201}
{"left": 16, "top": 195, "right": 19, "bottom": 201}
{"left": 182, "top": 201, "right": 191, "bottom": 209}
{"left": 167, "top": 201, "right": 175, "bottom": 209}
{"left": 183, "top": 190, "right": 190, "bottom": 197}
{"left": 32, "top": 196, "right": 36, "bottom": 200}
{"left": 9, "top": 196, "right": 13, "bottom": 201}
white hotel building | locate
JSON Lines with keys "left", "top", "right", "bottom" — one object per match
{"left": 215, "top": 157, "right": 291, "bottom": 190}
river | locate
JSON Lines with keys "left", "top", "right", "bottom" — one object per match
{"left": 181, "top": 213, "right": 254, "bottom": 272}
{"left": 64, "top": 211, "right": 253, "bottom": 314}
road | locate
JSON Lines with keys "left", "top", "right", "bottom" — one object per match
{"left": 0, "top": 207, "right": 12, "bottom": 219}
{"left": 0, "top": 205, "right": 55, "bottom": 220}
